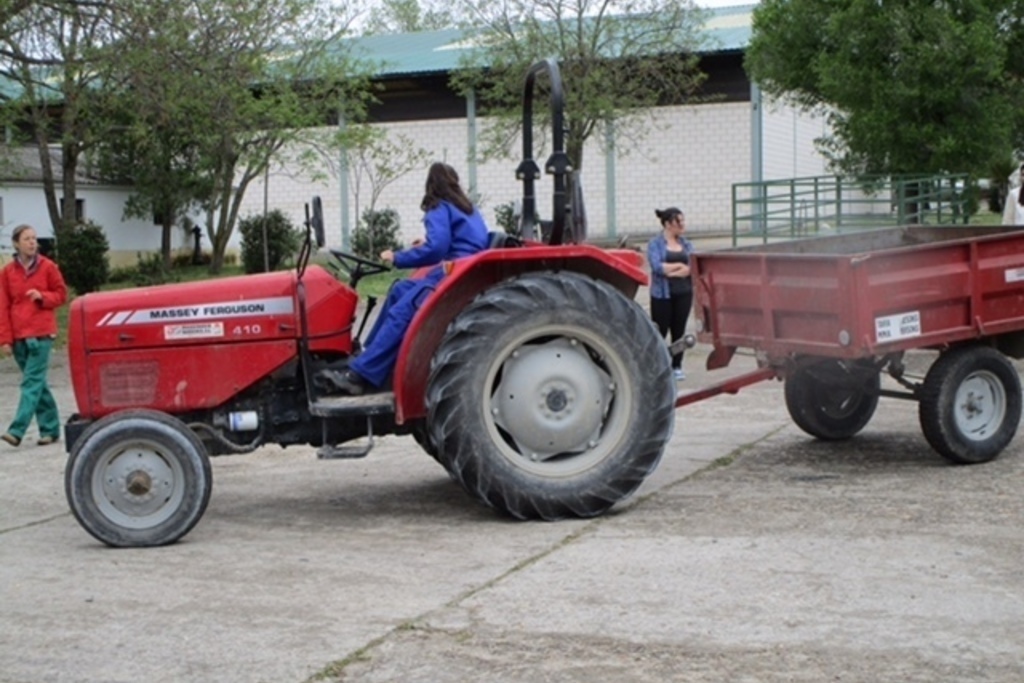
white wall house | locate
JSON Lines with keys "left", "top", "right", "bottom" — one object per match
{"left": 0, "top": 148, "right": 229, "bottom": 266}
{"left": 244, "top": 99, "right": 827, "bottom": 248}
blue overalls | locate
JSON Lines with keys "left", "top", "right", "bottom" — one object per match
{"left": 349, "top": 201, "right": 489, "bottom": 388}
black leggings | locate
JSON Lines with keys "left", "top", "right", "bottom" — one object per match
{"left": 650, "top": 291, "right": 692, "bottom": 369}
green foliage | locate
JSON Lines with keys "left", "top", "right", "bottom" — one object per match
{"left": 56, "top": 222, "right": 110, "bottom": 295}
{"left": 349, "top": 127, "right": 433, "bottom": 221}
{"left": 0, "top": 3, "right": 124, "bottom": 238}
{"left": 494, "top": 201, "right": 521, "bottom": 238}
{"left": 352, "top": 208, "right": 402, "bottom": 259}
{"left": 107, "top": 265, "right": 137, "bottom": 285}
{"left": 239, "top": 210, "right": 302, "bottom": 274}
{"left": 745, "top": 0, "right": 1024, "bottom": 178}
{"left": 451, "top": 0, "right": 710, "bottom": 170}
{"left": 171, "top": 251, "right": 212, "bottom": 268}
{"left": 987, "top": 157, "right": 1019, "bottom": 212}
{"left": 362, "top": 0, "right": 455, "bottom": 34}
{"left": 132, "top": 252, "right": 179, "bottom": 287}
{"left": 89, "top": 0, "right": 375, "bottom": 273}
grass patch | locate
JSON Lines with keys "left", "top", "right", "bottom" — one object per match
{"left": 355, "top": 268, "right": 407, "bottom": 298}
{"left": 971, "top": 209, "right": 1004, "bottom": 226}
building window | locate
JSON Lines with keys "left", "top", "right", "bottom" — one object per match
{"left": 59, "top": 197, "right": 85, "bottom": 222}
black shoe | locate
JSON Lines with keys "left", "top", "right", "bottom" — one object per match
{"left": 316, "top": 369, "right": 368, "bottom": 396}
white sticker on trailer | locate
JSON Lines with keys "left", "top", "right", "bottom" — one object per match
{"left": 875, "top": 311, "right": 921, "bottom": 343}
{"left": 1005, "top": 267, "right": 1024, "bottom": 283}
{"left": 164, "top": 322, "right": 225, "bottom": 340}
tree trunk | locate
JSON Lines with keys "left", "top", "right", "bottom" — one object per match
{"left": 161, "top": 210, "right": 176, "bottom": 270}
{"left": 60, "top": 140, "right": 80, "bottom": 242}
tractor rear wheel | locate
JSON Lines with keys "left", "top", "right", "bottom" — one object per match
{"left": 65, "top": 409, "right": 212, "bottom": 547}
{"left": 426, "top": 272, "right": 675, "bottom": 520}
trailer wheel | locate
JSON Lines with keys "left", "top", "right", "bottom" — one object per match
{"left": 919, "top": 346, "right": 1022, "bottom": 464}
{"left": 64, "top": 409, "right": 212, "bottom": 547}
{"left": 784, "top": 359, "right": 880, "bottom": 440}
{"left": 427, "top": 272, "right": 675, "bottom": 520}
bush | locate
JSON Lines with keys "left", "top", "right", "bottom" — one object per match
{"left": 239, "top": 210, "right": 302, "bottom": 274}
{"left": 494, "top": 201, "right": 521, "bottom": 238}
{"left": 352, "top": 208, "right": 402, "bottom": 259}
{"left": 57, "top": 221, "right": 110, "bottom": 294}
{"left": 108, "top": 264, "right": 137, "bottom": 284}
{"left": 133, "top": 252, "right": 178, "bottom": 287}
{"left": 172, "top": 250, "right": 212, "bottom": 268}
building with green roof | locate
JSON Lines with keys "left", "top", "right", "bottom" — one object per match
{"left": 2, "top": 3, "right": 828, "bottom": 260}
{"left": 239, "top": 3, "right": 827, "bottom": 248}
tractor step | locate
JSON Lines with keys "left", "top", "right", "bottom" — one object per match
{"left": 316, "top": 440, "right": 374, "bottom": 459}
{"left": 315, "top": 413, "right": 380, "bottom": 462}
{"left": 309, "top": 391, "right": 395, "bottom": 417}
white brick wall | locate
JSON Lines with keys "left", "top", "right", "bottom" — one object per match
{"left": 762, "top": 99, "right": 830, "bottom": 181}
{"left": 238, "top": 98, "right": 831, "bottom": 247}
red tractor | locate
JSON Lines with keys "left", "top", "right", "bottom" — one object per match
{"left": 62, "top": 60, "right": 677, "bottom": 547}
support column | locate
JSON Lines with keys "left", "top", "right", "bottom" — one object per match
{"left": 338, "top": 111, "right": 350, "bottom": 250}
{"left": 750, "top": 81, "right": 765, "bottom": 239}
{"left": 466, "top": 88, "right": 478, "bottom": 200}
{"left": 604, "top": 119, "right": 617, "bottom": 237}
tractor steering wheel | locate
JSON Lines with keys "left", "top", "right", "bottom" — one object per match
{"left": 328, "top": 249, "right": 391, "bottom": 289}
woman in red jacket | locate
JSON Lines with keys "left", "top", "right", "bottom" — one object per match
{"left": 0, "top": 224, "right": 68, "bottom": 447}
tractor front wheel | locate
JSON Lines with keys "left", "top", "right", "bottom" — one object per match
{"left": 65, "top": 409, "right": 212, "bottom": 547}
{"left": 426, "top": 272, "right": 675, "bottom": 520}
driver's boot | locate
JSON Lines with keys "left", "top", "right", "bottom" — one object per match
{"left": 315, "top": 368, "right": 369, "bottom": 396}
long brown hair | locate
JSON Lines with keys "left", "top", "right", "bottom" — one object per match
{"left": 421, "top": 162, "right": 474, "bottom": 214}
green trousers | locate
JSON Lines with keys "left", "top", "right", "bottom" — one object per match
{"left": 7, "top": 337, "right": 60, "bottom": 440}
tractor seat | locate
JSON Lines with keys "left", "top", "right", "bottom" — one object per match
{"left": 488, "top": 231, "right": 523, "bottom": 249}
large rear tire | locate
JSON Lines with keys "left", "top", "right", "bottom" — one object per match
{"left": 919, "top": 346, "right": 1022, "bottom": 464}
{"left": 784, "top": 358, "right": 880, "bottom": 440}
{"left": 426, "top": 272, "right": 675, "bottom": 520}
{"left": 65, "top": 409, "right": 212, "bottom": 547}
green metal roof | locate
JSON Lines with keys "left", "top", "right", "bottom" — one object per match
{"left": 0, "top": 4, "right": 755, "bottom": 99}
{"left": 349, "top": 3, "right": 756, "bottom": 79}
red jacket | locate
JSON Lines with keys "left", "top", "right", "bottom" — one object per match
{"left": 0, "top": 255, "right": 68, "bottom": 345}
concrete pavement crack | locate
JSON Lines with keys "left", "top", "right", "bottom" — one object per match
{"left": 303, "top": 423, "right": 789, "bottom": 682}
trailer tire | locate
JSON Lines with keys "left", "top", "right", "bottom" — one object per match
{"left": 427, "top": 272, "right": 675, "bottom": 520}
{"left": 65, "top": 409, "right": 212, "bottom": 547}
{"left": 784, "top": 359, "right": 880, "bottom": 440}
{"left": 919, "top": 346, "right": 1021, "bottom": 464}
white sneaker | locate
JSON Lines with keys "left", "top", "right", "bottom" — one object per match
{"left": 673, "top": 368, "right": 685, "bottom": 381}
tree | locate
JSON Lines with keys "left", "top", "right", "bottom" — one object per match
{"left": 745, "top": 0, "right": 1024, "bottom": 179}
{"left": 349, "top": 126, "right": 433, "bottom": 221}
{"left": 346, "top": 126, "right": 430, "bottom": 255}
{"left": 91, "top": 1, "right": 213, "bottom": 268}
{"left": 363, "top": 0, "right": 456, "bottom": 34}
{"left": 0, "top": 1, "right": 123, "bottom": 243}
{"left": 96, "top": 0, "right": 374, "bottom": 273}
{"left": 451, "top": 0, "right": 709, "bottom": 171}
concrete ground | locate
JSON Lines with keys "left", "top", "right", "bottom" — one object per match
{"left": 1, "top": 341, "right": 1022, "bottom": 683}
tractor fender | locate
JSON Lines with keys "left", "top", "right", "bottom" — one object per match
{"left": 392, "top": 244, "right": 647, "bottom": 423}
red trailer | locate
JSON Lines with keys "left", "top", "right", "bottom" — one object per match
{"left": 683, "top": 225, "right": 1024, "bottom": 465}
